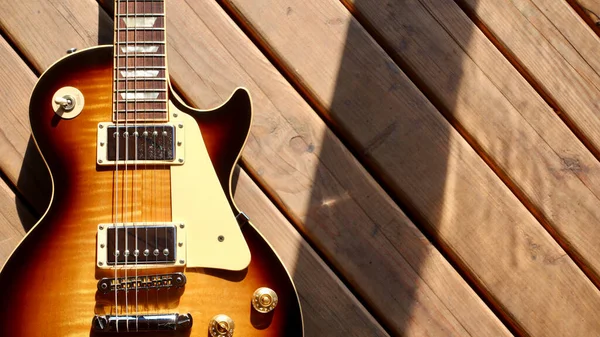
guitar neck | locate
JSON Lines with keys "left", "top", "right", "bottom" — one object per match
{"left": 113, "top": 0, "right": 168, "bottom": 122}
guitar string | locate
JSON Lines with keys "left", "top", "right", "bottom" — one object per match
{"left": 151, "top": 0, "right": 159, "bottom": 318}
{"left": 140, "top": 0, "right": 151, "bottom": 327}
{"left": 155, "top": 0, "right": 162, "bottom": 314}
{"left": 113, "top": 0, "right": 121, "bottom": 331}
{"left": 123, "top": 0, "right": 131, "bottom": 330}
{"left": 116, "top": 1, "right": 168, "bottom": 328}
{"left": 142, "top": 1, "right": 150, "bottom": 320}
{"left": 160, "top": 0, "right": 169, "bottom": 316}
{"left": 164, "top": 0, "right": 171, "bottom": 315}
{"left": 133, "top": 0, "right": 139, "bottom": 331}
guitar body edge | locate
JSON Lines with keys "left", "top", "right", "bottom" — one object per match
{"left": 0, "top": 45, "right": 304, "bottom": 337}
{"left": 170, "top": 67, "right": 306, "bottom": 335}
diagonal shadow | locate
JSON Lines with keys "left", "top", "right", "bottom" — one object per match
{"left": 13, "top": 0, "right": 114, "bottom": 230}
{"left": 272, "top": 0, "right": 516, "bottom": 335}
{"left": 8, "top": 0, "right": 512, "bottom": 336}
{"left": 299, "top": 3, "right": 456, "bottom": 335}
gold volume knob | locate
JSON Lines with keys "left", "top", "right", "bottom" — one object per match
{"left": 209, "top": 314, "right": 234, "bottom": 337}
{"left": 252, "top": 287, "right": 279, "bottom": 313}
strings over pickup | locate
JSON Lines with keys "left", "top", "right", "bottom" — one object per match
{"left": 97, "top": 223, "right": 187, "bottom": 269}
{"left": 96, "top": 122, "right": 185, "bottom": 166}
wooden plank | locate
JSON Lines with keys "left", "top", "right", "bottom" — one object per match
{"left": 0, "top": 37, "right": 39, "bottom": 255}
{"left": 456, "top": 0, "right": 600, "bottom": 156}
{"left": 233, "top": 170, "right": 389, "bottom": 336}
{"left": 160, "top": 1, "right": 512, "bottom": 335}
{"left": 0, "top": 180, "right": 33, "bottom": 268}
{"left": 0, "top": 24, "right": 40, "bottom": 269}
{"left": 0, "top": 0, "right": 112, "bottom": 72}
{"left": 0, "top": 4, "right": 390, "bottom": 335}
{"left": 509, "top": 0, "right": 600, "bottom": 93}
{"left": 0, "top": 0, "right": 511, "bottom": 335}
{"left": 0, "top": 36, "right": 50, "bottom": 214}
{"left": 573, "top": 0, "right": 600, "bottom": 24}
{"left": 344, "top": 0, "right": 600, "bottom": 324}
{"left": 221, "top": 0, "right": 600, "bottom": 335}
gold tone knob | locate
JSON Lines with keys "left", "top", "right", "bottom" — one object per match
{"left": 209, "top": 314, "right": 234, "bottom": 337}
{"left": 252, "top": 287, "right": 279, "bottom": 313}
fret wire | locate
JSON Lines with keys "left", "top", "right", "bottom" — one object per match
{"left": 117, "top": 34, "right": 165, "bottom": 42}
{"left": 116, "top": 28, "right": 165, "bottom": 31}
{"left": 115, "top": 98, "right": 168, "bottom": 101}
{"left": 115, "top": 54, "right": 165, "bottom": 57}
{"left": 117, "top": 106, "right": 167, "bottom": 110}
{"left": 116, "top": 109, "right": 168, "bottom": 112}
{"left": 117, "top": 41, "right": 165, "bottom": 44}
{"left": 115, "top": 89, "right": 168, "bottom": 92}
{"left": 117, "top": 32, "right": 165, "bottom": 35}
{"left": 117, "top": 66, "right": 166, "bottom": 69}
{"left": 116, "top": 78, "right": 167, "bottom": 81}
{"left": 119, "top": 73, "right": 166, "bottom": 79}
{"left": 116, "top": 13, "right": 165, "bottom": 16}
{"left": 114, "top": 0, "right": 167, "bottom": 122}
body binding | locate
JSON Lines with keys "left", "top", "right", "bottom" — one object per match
{"left": 0, "top": 46, "right": 303, "bottom": 337}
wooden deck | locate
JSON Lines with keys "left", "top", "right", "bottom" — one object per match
{"left": 2, "top": 0, "right": 600, "bottom": 335}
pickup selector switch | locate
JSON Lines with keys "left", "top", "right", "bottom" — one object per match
{"left": 52, "top": 86, "right": 84, "bottom": 119}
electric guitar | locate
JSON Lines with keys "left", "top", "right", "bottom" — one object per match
{"left": 0, "top": 1, "right": 303, "bottom": 336}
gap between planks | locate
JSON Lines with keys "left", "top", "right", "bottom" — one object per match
{"left": 106, "top": 0, "right": 510, "bottom": 335}
{"left": 164, "top": 2, "right": 505, "bottom": 334}
{"left": 451, "top": 0, "right": 600, "bottom": 290}
{"left": 219, "top": 0, "right": 600, "bottom": 336}
{"left": 341, "top": 0, "right": 600, "bottom": 316}
{"left": 453, "top": 0, "right": 600, "bottom": 164}
{"left": 571, "top": 0, "right": 600, "bottom": 27}
{"left": 0, "top": 4, "right": 390, "bottom": 336}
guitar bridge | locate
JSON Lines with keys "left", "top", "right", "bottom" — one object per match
{"left": 92, "top": 313, "right": 193, "bottom": 333}
{"left": 97, "top": 273, "right": 187, "bottom": 293}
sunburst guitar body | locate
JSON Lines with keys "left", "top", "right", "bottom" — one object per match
{"left": 0, "top": 2, "right": 304, "bottom": 335}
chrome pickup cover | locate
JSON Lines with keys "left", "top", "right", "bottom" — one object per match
{"left": 96, "top": 122, "right": 185, "bottom": 166}
{"left": 97, "top": 223, "right": 186, "bottom": 269}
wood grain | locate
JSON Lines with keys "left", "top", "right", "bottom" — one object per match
{"left": 162, "top": 1, "right": 511, "bottom": 335}
{"left": 343, "top": 0, "right": 600, "bottom": 322}
{"left": 456, "top": 0, "right": 600, "bottom": 157}
{"left": 510, "top": 0, "right": 600, "bottom": 93}
{"left": 221, "top": 0, "right": 600, "bottom": 335}
{"left": 1, "top": 49, "right": 303, "bottom": 335}
{"left": 0, "top": 0, "right": 112, "bottom": 71}
{"left": 574, "top": 0, "right": 600, "bottom": 24}
{"left": 0, "top": 0, "right": 510, "bottom": 335}
{"left": 0, "top": 181, "right": 32, "bottom": 268}
{"left": 0, "top": 37, "right": 50, "bottom": 213}
{"left": 234, "top": 170, "right": 389, "bottom": 336}
{"left": 0, "top": 24, "right": 43, "bottom": 268}
{"left": 0, "top": 4, "right": 389, "bottom": 336}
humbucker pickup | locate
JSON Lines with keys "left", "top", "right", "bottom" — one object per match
{"left": 96, "top": 122, "right": 185, "bottom": 166}
{"left": 97, "top": 223, "right": 186, "bottom": 269}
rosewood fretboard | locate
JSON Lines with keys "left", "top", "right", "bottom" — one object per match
{"left": 114, "top": 0, "right": 167, "bottom": 122}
